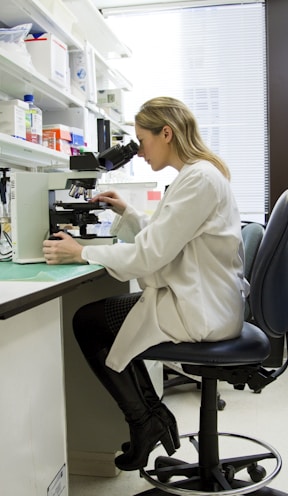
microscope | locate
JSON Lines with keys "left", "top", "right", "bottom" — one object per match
{"left": 49, "top": 140, "right": 139, "bottom": 242}
{"left": 10, "top": 140, "right": 139, "bottom": 263}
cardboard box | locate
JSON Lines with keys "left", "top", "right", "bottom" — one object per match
{"left": 55, "top": 139, "right": 71, "bottom": 155}
{"left": 25, "top": 33, "right": 68, "bottom": 88}
{"left": 0, "top": 99, "right": 29, "bottom": 140}
{"left": 42, "top": 130, "right": 56, "bottom": 150}
{"left": 43, "top": 124, "right": 71, "bottom": 141}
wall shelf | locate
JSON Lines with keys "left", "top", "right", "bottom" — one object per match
{"left": 0, "top": 0, "right": 82, "bottom": 50}
{"left": 0, "top": 0, "right": 131, "bottom": 65}
{"left": 63, "top": 0, "right": 132, "bottom": 59}
{"left": 0, "top": 133, "right": 69, "bottom": 169}
{"left": 0, "top": 48, "right": 85, "bottom": 111}
{"left": 94, "top": 49, "right": 133, "bottom": 91}
{"left": 0, "top": 0, "right": 132, "bottom": 167}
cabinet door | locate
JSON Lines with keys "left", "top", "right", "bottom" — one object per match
{"left": 0, "top": 299, "right": 68, "bottom": 496}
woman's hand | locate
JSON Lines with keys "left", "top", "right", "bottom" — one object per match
{"left": 89, "top": 190, "right": 127, "bottom": 215}
{"left": 43, "top": 232, "right": 86, "bottom": 265}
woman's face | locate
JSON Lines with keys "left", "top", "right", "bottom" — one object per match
{"left": 135, "top": 123, "right": 172, "bottom": 172}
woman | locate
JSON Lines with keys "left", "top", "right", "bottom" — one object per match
{"left": 43, "top": 96, "right": 246, "bottom": 471}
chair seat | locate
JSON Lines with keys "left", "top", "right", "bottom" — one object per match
{"left": 138, "top": 322, "right": 271, "bottom": 367}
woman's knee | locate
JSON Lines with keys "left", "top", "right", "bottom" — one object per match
{"left": 72, "top": 300, "right": 114, "bottom": 352}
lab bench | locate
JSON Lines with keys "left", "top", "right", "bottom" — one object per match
{"left": 0, "top": 261, "right": 130, "bottom": 496}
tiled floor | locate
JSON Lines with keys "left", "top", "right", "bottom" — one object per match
{"left": 70, "top": 369, "right": 288, "bottom": 495}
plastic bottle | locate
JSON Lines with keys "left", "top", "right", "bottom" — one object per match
{"left": 24, "top": 94, "right": 43, "bottom": 145}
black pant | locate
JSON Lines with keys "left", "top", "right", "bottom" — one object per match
{"left": 73, "top": 292, "right": 142, "bottom": 357}
{"left": 72, "top": 291, "right": 179, "bottom": 470}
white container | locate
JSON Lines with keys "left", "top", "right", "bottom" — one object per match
{"left": 97, "top": 89, "right": 125, "bottom": 114}
{"left": 0, "top": 99, "right": 29, "bottom": 140}
{"left": 70, "top": 41, "right": 97, "bottom": 104}
{"left": 25, "top": 33, "right": 68, "bottom": 88}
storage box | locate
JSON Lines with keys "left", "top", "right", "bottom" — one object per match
{"left": 0, "top": 99, "right": 29, "bottom": 140}
{"left": 42, "top": 130, "right": 56, "bottom": 150}
{"left": 25, "top": 33, "right": 68, "bottom": 88}
{"left": 97, "top": 89, "right": 124, "bottom": 114}
{"left": 69, "top": 127, "right": 85, "bottom": 146}
{"left": 43, "top": 125, "right": 72, "bottom": 154}
{"left": 70, "top": 41, "right": 97, "bottom": 104}
{"left": 55, "top": 139, "right": 71, "bottom": 155}
{"left": 43, "top": 124, "right": 71, "bottom": 141}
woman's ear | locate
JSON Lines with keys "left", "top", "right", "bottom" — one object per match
{"left": 163, "top": 125, "right": 173, "bottom": 143}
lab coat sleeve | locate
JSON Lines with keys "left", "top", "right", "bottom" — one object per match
{"left": 81, "top": 168, "right": 222, "bottom": 281}
{"left": 110, "top": 204, "right": 150, "bottom": 243}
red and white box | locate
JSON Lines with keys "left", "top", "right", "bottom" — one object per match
{"left": 25, "top": 33, "right": 69, "bottom": 88}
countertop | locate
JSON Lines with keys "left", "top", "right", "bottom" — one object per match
{"left": 0, "top": 261, "right": 105, "bottom": 319}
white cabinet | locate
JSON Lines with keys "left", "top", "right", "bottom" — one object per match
{"left": 0, "top": 298, "right": 68, "bottom": 496}
{"left": 0, "top": 0, "right": 131, "bottom": 169}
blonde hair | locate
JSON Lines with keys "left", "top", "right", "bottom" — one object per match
{"left": 135, "top": 96, "right": 230, "bottom": 180}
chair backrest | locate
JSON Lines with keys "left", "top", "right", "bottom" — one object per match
{"left": 241, "top": 222, "right": 265, "bottom": 321}
{"left": 242, "top": 222, "right": 265, "bottom": 281}
{"left": 250, "top": 190, "right": 288, "bottom": 338}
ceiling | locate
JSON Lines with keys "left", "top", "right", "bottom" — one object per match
{"left": 93, "top": 0, "right": 183, "bottom": 8}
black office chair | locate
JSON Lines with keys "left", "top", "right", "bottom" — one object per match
{"left": 134, "top": 190, "right": 288, "bottom": 495}
{"left": 232, "top": 222, "right": 265, "bottom": 393}
{"left": 241, "top": 222, "right": 265, "bottom": 321}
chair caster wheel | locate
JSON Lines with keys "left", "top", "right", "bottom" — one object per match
{"left": 253, "top": 388, "right": 262, "bottom": 394}
{"left": 217, "top": 392, "right": 226, "bottom": 410}
{"left": 224, "top": 464, "right": 236, "bottom": 483}
{"left": 247, "top": 463, "right": 267, "bottom": 482}
{"left": 217, "top": 397, "right": 226, "bottom": 410}
{"left": 234, "top": 383, "right": 245, "bottom": 390}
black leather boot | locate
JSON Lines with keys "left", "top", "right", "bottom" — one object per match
{"left": 115, "top": 412, "right": 175, "bottom": 471}
{"left": 82, "top": 348, "right": 176, "bottom": 471}
{"left": 121, "top": 360, "right": 180, "bottom": 452}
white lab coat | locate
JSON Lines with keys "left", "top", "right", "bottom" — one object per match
{"left": 82, "top": 161, "right": 246, "bottom": 372}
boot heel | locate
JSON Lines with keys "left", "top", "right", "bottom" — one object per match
{"left": 160, "top": 429, "right": 176, "bottom": 456}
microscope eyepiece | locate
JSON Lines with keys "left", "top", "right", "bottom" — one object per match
{"left": 70, "top": 140, "right": 139, "bottom": 173}
{"left": 99, "top": 140, "right": 139, "bottom": 171}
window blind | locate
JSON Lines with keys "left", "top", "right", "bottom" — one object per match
{"left": 105, "top": 2, "right": 267, "bottom": 222}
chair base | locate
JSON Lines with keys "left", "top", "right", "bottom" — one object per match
{"left": 136, "top": 432, "right": 282, "bottom": 496}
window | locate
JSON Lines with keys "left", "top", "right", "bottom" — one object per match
{"left": 104, "top": 1, "right": 267, "bottom": 222}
